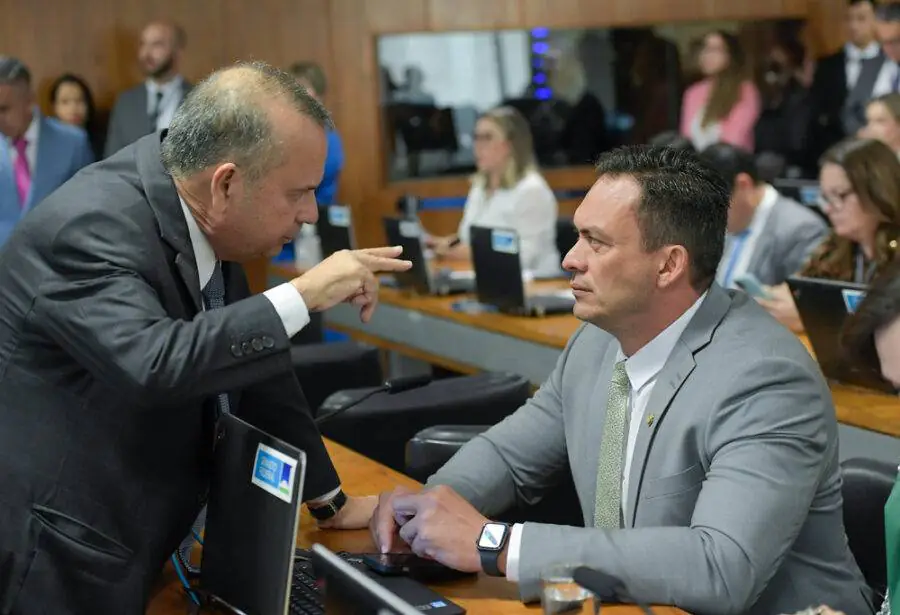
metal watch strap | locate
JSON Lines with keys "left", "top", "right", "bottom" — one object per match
{"left": 308, "top": 489, "right": 347, "bottom": 521}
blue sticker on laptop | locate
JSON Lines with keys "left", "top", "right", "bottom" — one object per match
{"left": 491, "top": 229, "right": 518, "bottom": 254}
{"left": 250, "top": 443, "right": 298, "bottom": 503}
{"left": 842, "top": 289, "right": 866, "bottom": 314}
{"left": 328, "top": 205, "right": 351, "bottom": 228}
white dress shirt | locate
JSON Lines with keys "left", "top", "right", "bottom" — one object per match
{"left": 845, "top": 42, "right": 881, "bottom": 89}
{"left": 871, "top": 59, "right": 900, "bottom": 98}
{"left": 179, "top": 197, "right": 340, "bottom": 504}
{"left": 6, "top": 109, "right": 39, "bottom": 173}
{"left": 457, "top": 170, "right": 561, "bottom": 276}
{"left": 715, "top": 184, "right": 777, "bottom": 289}
{"left": 505, "top": 292, "right": 708, "bottom": 582}
{"left": 147, "top": 76, "right": 184, "bottom": 131}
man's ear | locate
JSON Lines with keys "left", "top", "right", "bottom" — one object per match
{"left": 209, "top": 163, "right": 239, "bottom": 213}
{"left": 657, "top": 245, "right": 690, "bottom": 289}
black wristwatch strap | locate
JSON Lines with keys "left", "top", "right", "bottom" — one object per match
{"left": 308, "top": 489, "right": 347, "bottom": 521}
{"left": 480, "top": 548, "right": 503, "bottom": 577}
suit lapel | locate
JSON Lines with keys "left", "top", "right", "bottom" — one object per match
{"left": 0, "top": 140, "right": 20, "bottom": 224}
{"left": 136, "top": 132, "right": 202, "bottom": 312}
{"left": 28, "top": 116, "right": 56, "bottom": 212}
{"left": 624, "top": 285, "right": 733, "bottom": 527}
{"left": 744, "top": 200, "right": 778, "bottom": 278}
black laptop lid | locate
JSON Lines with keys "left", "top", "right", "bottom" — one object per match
{"left": 788, "top": 276, "right": 893, "bottom": 393}
{"left": 200, "top": 413, "right": 307, "bottom": 615}
{"left": 317, "top": 204, "right": 355, "bottom": 256}
{"left": 469, "top": 226, "right": 526, "bottom": 311}
{"left": 382, "top": 217, "right": 431, "bottom": 294}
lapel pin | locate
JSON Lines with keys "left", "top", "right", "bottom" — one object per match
{"left": 647, "top": 414, "right": 655, "bottom": 427}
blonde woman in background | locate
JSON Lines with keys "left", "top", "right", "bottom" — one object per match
{"left": 679, "top": 30, "right": 762, "bottom": 151}
{"left": 428, "top": 106, "right": 561, "bottom": 276}
{"left": 759, "top": 138, "right": 900, "bottom": 330}
{"left": 861, "top": 93, "right": 900, "bottom": 156}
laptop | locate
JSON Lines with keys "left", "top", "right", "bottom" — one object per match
{"left": 199, "top": 413, "right": 465, "bottom": 615}
{"left": 788, "top": 276, "right": 894, "bottom": 393}
{"left": 469, "top": 225, "right": 575, "bottom": 317}
{"left": 316, "top": 204, "right": 355, "bottom": 257}
{"left": 382, "top": 216, "right": 475, "bottom": 295}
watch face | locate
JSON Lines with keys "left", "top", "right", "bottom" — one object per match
{"left": 478, "top": 523, "right": 507, "bottom": 551}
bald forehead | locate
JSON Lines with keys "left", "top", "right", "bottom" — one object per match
{"left": 142, "top": 21, "right": 182, "bottom": 46}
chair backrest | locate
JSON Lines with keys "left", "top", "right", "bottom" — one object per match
{"left": 841, "top": 457, "right": 897, "bottom": 599}
{"left": 556, "top": 216, "right": 578, "bottom": 262}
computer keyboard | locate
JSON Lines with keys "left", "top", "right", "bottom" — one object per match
{"left": 289, "top": 549, "right": 361, "bottom": 615}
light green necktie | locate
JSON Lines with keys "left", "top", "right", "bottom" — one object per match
{"left": 594, "top": 360, "right": 631, "bottom": 528}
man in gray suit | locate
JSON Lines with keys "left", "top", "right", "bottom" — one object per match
{"left": 699, "top": 142, "right": 829, "bottom": 289}
{"left": 370, "top": 146, "right": 871, "bottom": 615}
{"left": 104, "top": 19, "right": 191, "bottom": 158}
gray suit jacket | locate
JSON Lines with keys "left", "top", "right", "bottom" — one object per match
{"left": 429, "top": 286, "right": 871, "bottom": 615}
{"left": 104, "top": 80, "right": 191, "bottom": 158}
{"left": 744, "top": 192, "right": 829, "bottom": 286}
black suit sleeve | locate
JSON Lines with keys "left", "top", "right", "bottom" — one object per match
{"left": 34, "top": 210, "right": 294, "bottom": 407}
{"left": 225, "top": 263, "right": 340, "bottom": 501}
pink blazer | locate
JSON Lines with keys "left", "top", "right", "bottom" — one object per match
{"left": 679, "top": 79, "right": 762, "bottom": 151}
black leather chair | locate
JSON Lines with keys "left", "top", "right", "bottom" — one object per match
{"left": 841, "top": 457, "right": 897, "bottom": 601}
{"left": 318, "top": 372, "right": 529, "bottom": 473}
{"left": 290, "top": 340, "right": 383, "bottom": 415}
{"left": 556, "top": 216, "right": 577, "bottom": 260}
{"left": 405, "top": 424, "right": 582, "bottom": 527}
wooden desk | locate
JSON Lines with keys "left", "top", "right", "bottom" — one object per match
{"left": 147, "top": 441, "right": 684, "bottom": 615}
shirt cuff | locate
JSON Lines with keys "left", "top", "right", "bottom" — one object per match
{"left": 262, "top": 283, "right": 310, "bottom": 338}
{"left": 505, "top": 523, "right": 524, "bottom": 582}
{"left": 307, "top": 486, "right": 342, "bottom": 507}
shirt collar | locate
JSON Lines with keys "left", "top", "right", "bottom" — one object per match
{"left": 147, "top": 75, "right": 184, "bottom": 97}
{"left": 616, "top": 291, "right": 708, "bottom": 394}
{"left": 845, "top": 42, "right": 880, "bottom": 61}
{"left": 178, "top": 195, "right": 217, "bottom": 290}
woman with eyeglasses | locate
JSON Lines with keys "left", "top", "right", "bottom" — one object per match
{"left": 759, "top": 138, "right": 900, "bottom": 331}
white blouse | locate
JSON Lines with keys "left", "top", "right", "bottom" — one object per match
{"left": 457, "top": 171, "right": 561, "bottom": 276}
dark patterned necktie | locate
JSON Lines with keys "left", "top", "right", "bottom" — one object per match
{"left": 201, "top": 261, "right": 231, "bottom": 416}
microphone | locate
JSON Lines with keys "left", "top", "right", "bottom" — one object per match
{"left": 314, "top": 375, "right": 433, "bottom": 425}
{"left": 572, "top": 567, "right": 656, "bottom": 615}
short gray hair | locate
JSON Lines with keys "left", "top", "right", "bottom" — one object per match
{"left": 0, "top": 57, "right": 31, "bottom": 87}
{"left": 160, "top": 60, "right": 333, "bottom": 182}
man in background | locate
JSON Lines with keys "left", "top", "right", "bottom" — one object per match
{"left": 0, "top": 56, "right": 93, "bottom": 248}
{"left": 807, "top": 0, "right": 882, "bottom": 166}
{"left": 699, "top": 142, "right": 828, "bottom": 289}
{"left": 104, "top": 19, "right": 191, "bottom": 157}
{"left": 874, "top": 3, "right": 900, "bottom": 97}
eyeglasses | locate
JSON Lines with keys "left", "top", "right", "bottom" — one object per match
{"left": 817, "top": 188, "right": 855, "bottom": 210}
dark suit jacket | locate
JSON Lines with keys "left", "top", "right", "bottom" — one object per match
{"left": 104, "top": 80, "right": 191, "bottom": 158}
{"left": 0, "top": 114, "right": 94, "bottom": 247}
{"left": 807, "top": 50, "right": 848, "bottom": 169}
{"left": 0, "top": 134, "right": 339, "bottom": 614}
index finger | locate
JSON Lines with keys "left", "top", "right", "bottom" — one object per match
{"left": 358, "top": 246, "right": 404, "bottom": 258}
{"left": 357, "top": 253, "right": 413, "bottom": 273}
{"left": 392, "top": 493, "right": 427, "bottom": 515}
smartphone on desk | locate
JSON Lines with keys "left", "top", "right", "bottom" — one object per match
{"left": 362, "top": 553, "right": 473, "bottom": 582}
{"left": 733, "top": 273, "right": 771, "bottom": 300}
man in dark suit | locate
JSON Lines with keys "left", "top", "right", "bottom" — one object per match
{"left": 104, "top": 19, "right": 192, "bottom": 158}
{"left": 807, "top": 0, "right": 883, "bottom": 169}
{"left": 0, "top": 57, "right": 93, "bottom": 247}
{"left": 0, "top": 61, "right": 411, "bottom": 614}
